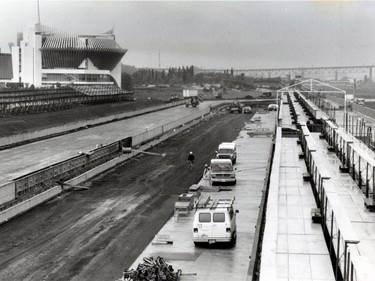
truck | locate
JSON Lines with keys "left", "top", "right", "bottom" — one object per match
{"left": 192, "top": 197, "right": 239, "bottom": 245}
{"left": 183, "top": 89, "right": 202, "bottom": 107}
{"left": 209, "top": 159, "right": 236, "bottom": 185}
{"left": 355, "top": 98, "right": 365, "bottom": 106}
{"left": 215, "top": 142, "right": 237, "bottom": 164}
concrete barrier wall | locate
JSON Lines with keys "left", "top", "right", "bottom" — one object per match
{"left": 0, "top": 182, "right": 15, "bottom": 205}
{"left": 259, "top": 127, "right": 282, "bottom": 281}
{"left": 0, "top": 185, "right": 62, "bottom": 223}
{"left": 0, "top": 108, "right": 208, "bottom": 224}
{"left": 132, "top": 127, "right": 164, "bottom": 147}
{"left": 0, "top": 100, "right": 185, "bottom": 148}
{"left": 131, "top": 108, "right": 210, "bottom": 146}
{"left": 163, "top": 108, "right": 210, "bottom": 133}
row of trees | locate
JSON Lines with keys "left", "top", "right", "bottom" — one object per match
{"left": 121, "top": 65, "right": 282, "bottom": 90}
{"left": 130, "top": 66, "right": 196, "bottom": 86}
{"left": 125, "top": 66, "right": 238, "bottom": 89}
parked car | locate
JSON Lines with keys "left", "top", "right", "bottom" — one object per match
{"left": 268, "top": 104, "right": 278, "bottom": 111}
{"left": 242, "top": 106, "right": 252, "bottom": 114}
{"left": 209, "top": 159, "right": 236, "bottom": 185}
{"left": 249, "top": 116, "right": 261, "bottom": 123}
{"left": 215, "top": 142, "right": 237, "bottom": 164}
{"left": 247, "top": 127, "right": 273, "bottom": 137}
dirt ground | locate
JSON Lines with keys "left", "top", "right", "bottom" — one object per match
{"left": 0, "top": 111, "right": 251, "bottom": 281}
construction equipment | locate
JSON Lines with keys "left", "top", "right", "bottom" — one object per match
{"left": 229, "top": 100, "right": 243, "bottom": 113}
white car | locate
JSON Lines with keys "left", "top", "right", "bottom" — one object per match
{"left": 242, "top": 106, "right": 253, "bottom": 114}
{"left": 268, "top": 104, "right": 278, "bottom": 111}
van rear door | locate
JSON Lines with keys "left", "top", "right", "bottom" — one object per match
{"left": 211, "top": 212, "right": 228, "bottom": 239}
{"left": 197, "top": 212, "right": 212, "bottom": 239}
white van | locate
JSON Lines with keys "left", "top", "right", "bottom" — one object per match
{"left": 193, "top": 197, "right": 238, "bottom": 245}
{"left": 215, "top": 142, "right": 237, "bottom": 164}
{"left": 210, "top": 159, "right": 236, "bottom": 185}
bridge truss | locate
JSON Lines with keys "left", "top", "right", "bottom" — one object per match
{"left": 196, "top": 65, "right": 373, "bottom": 80}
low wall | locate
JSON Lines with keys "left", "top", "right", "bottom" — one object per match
{"left": 0, "top": 182, "right": 15, "bottom": 206}
{"left": 0, "top": 186, "right": 62, "bottom": 223}
{"left": 259, "top": 127, "right": 282, "bottom": 281}
{"left": 132, "top": 108, "right": 210, "bottom": 146}
{"left": 0, "top": 100, "right": 185, "bottom": 148}
{"left": 0, "top": 109, "right": 209, "bottom": 224}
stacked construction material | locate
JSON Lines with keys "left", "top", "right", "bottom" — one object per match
{"left": 123, "top": 256, "right": 181, "bottom": 281}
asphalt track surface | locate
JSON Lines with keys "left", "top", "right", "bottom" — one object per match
{"left": 0, "top": 111, "right": 251, "bottom": 281}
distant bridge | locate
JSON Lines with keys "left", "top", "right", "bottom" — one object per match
{"left": 195, "top": 65, "right": 373, "bottom": 80}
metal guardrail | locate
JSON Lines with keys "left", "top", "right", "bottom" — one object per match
{"left": 300, "top": 125, "right": 370, "bottom": 281}
{"left": 323, "top": 120, "right": 375, "bottom": 200}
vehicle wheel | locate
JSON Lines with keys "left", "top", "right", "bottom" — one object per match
{"left": 185, "top": 104, "right": 189, "bottom": 107}
{"left": 249, "top": 133, "right": 254, "bottom": 137}
{"left": 230, "top": 233, "right": 237, "bottom": 246}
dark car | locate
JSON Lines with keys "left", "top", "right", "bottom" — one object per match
{"left": 247, "top": 127, "right": 273, "bottom": 137}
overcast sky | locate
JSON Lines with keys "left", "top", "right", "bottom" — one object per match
{"left": 1, "top": 0, "right": 375, "bottom": 69}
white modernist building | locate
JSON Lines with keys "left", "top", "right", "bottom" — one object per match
{"left": 8, "top": 23, "right": 127, "bottom": 87}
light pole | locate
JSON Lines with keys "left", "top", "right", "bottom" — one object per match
{"left": 344, "top": 90, "right": 347, "bottom": 131}
{"left": 276, "top": 90, "right": 281, "bottom": 127}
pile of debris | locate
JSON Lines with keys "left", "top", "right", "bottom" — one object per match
{"left": 123, "top": 256, "right": 181, "bottom": 281}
